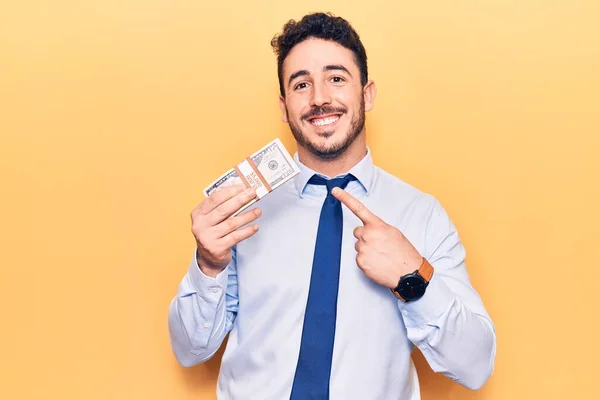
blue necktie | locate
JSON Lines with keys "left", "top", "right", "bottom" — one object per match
{"left": 290, "top": 173, "right": 357, "bottom": 400}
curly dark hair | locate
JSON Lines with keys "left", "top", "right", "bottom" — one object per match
{"left": 270, "top": 12, "right": 368, "bottom": 97}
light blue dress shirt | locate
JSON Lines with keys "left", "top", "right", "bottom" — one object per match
{"left": 168, "top": 148, "right": 496, "bottom": 399}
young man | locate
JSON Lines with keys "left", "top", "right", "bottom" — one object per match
{"left": 168, "top": 12, "right": 496, "bottom": 400}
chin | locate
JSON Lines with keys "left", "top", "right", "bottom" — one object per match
{"left": 305, "top": 135, "right": 355, "bottom": 160}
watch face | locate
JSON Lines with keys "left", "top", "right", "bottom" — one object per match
{"left": 398, "top": 275, "right": 427, "bottom": 301}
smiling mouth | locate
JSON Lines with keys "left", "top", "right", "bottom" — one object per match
{"left": 308, "top": 114, "right": 341, "bottom": 127}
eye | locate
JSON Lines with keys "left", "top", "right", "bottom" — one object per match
{"left": 330, "top": 76, "right": 345, "bottom": 83}
{"left": 294, "top": 82, "right": 309, "bottom": 91}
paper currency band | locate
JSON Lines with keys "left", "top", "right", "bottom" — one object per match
{"left": 246, "top": 157, "right": 273, "bottom": 192}
{"left": 233, "top": 157, "right": 272, "bottom": 199}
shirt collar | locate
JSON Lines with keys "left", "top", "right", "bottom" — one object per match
{"left": 293, "top": 147, "right": 375, "bottom": 197}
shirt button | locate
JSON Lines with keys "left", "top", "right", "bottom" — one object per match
{"left": 402, "top": 310, "right": 408, "bottom": 316}
{"left": 210, "top": 288, "right": 219, "bottom": 293}
{"left": 203, "top": 323, "right": 210, "bottom": 329}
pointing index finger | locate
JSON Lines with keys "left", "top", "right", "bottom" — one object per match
{"left": 331, "top": 187, "right": 380, "bottom": 225}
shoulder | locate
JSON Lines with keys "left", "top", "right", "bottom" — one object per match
{"left": 372, "top": 165, "right": 441, "bottom": 213}
{"left": 371, "top": 165, "right": 461, "bottom": 256}
{"left": 369, "top": 164, "right": 457, "bottom": 236}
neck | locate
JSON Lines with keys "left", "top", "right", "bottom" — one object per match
{"left": 297, "top": 134, "right": 367, "bottom": 178}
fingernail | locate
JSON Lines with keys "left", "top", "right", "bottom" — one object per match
{"left": 244, "top": 188, "right": 255, "bottom": 196}
{"left": 332, "top": 187, "right": 340, "bottom": 195}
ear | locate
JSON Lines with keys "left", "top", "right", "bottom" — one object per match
{"left": 362, "top": 80, "right": 377, "bottom": 112}
{"left": 279, "top": 95, "right": 288, "bottom": 123}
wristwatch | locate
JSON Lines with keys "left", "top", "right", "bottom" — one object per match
{"left": 391, "top": 258, "right": 434, "bottom": 302}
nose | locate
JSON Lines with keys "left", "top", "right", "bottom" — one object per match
{"left": 309, "top": 81, "right": 332, "bottom": 107}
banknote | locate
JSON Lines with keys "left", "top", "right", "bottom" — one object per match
{"left": 202, "top": 138, "right": 300, "bottom": 215}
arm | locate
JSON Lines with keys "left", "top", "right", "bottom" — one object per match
{"left": 167, "top": 184, "right": 259, "bottom": 367}
{"left": 331, "top": 188, "right": 496, "bottom": 389}
{"left": 167, "top": 248, "right": 239, "bottom": 367}
{"left": 397, "top": 199, "right": 496, "bottom": 390}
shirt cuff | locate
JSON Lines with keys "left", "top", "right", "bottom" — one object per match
{"left": 186, "top": 253, "right": 229, "bottom": 303}
{"left": 396, "top": 272, "right": 455, "bottom": 328}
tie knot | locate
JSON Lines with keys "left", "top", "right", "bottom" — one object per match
{"left": 308, "top": 174, "right": 357, "bottom": 194}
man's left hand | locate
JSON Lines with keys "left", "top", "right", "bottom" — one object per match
{"left": 332, "top": 187, "right": 424, "bottom": 289}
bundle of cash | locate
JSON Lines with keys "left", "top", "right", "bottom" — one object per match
{"left": 203, "top": 138, "right": 300, "bottom": 215}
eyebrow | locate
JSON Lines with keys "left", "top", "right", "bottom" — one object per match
{"left": 324, "top": 64, "right": 351, "bottom": 76}
{"left": 287, "top": 65, "right": 352, "bottom": 87}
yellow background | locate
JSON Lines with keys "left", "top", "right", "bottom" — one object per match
{"left": 1, "top": 0, "right": 599, "bottom": 399}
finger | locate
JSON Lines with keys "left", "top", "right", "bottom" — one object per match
{"left": 214, "top": 207, "right": 262, "bottom": 238}
{"left": 331, "top": 188, "right": 381, "bottom": 225}
{"left": 206, "top": 187, "right": 257, "bottom": 226}
{"left": 197, "top": 184, "right": 247, "bottom": 215}
{"left": 220, "top": 224, "right": 259, "bottom": 248}
{"left": 353, "top": 226, "right": 364, "bottom": 239}
{"left": 356, "top": 253, "right": 367, "bottom": 269}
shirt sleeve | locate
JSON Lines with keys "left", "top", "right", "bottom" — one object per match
{"left": 396, "top": 198, "right": 497, "bottom": 390}
{"left": 167, "top": 246, "right": 239, "bottom": 367}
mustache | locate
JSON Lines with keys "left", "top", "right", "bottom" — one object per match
{"left": 301, "top": 106, "right": 347, "bottom": 121}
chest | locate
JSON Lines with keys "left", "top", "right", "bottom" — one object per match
{"left": 234, "top": 190, "right": 428, "bottom": 312}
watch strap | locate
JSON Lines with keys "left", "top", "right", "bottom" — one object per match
{"left": 418, "top": 258, "right": 434, "bottom": 282}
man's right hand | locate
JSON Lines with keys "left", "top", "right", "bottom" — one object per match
{"left": 191, "top": 184, "right": 262, "bottom": 277}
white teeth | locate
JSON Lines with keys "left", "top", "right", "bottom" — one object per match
{"left": 311, "top": 116, "right": 339, "bottom": 126}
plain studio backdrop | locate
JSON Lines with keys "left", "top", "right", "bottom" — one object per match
{"left": 1, "top": 1, "right": 599, "bottom": 399}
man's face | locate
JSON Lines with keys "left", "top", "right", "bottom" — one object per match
{"left": 279, "top": 38, "right": 375, "bottom": 160}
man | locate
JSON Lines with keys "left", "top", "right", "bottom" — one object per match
{"left": 168, "top": 12, "right": 496, "bottom": 399}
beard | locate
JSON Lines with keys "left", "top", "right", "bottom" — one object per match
{"left": 287, "top": 98, "right": 365, "bottom": 161}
